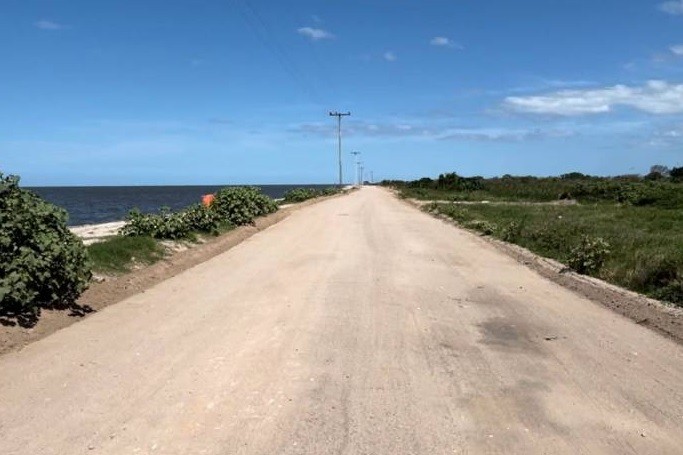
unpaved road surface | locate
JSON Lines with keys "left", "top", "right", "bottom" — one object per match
{"left": 1, "top": 187, "right": 682, "bottom": 454}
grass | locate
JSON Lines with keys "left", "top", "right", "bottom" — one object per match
{"left": 429, "top": 202, "right": 683, "bottom": 307}
{"left": 87, "top": 236, "right": 165, "bottom": 274}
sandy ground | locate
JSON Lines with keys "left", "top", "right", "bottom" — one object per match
{"left": 70, "top": 221, "right": 126, "bottom": 245}
{"left": 1, "top": 187, "right": 682, "bottom": 454}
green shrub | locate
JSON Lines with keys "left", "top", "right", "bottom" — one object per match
{"left": 0, "top": 174, "right": 91, "bottom": 321}
{"left": 320, "top": 187, "right": 340, "bottom": 196}
{"left": 567, "top": 236, "right": 610, "bottom": 275}
{"left": 653, "top": 280, "right": 683, "bottom": 304}
{"left": 120, "top": 208, "right": 193, "bottom": 240}
{"left": 528, "top": 222, "right": 582, "bottom": 256}
{"left": 182, "top": 204, "right": 225, "bottom": 235}
{"left": 212, "top": 186, "right": 278, "bottom": 226}
{"left": 499, "top": 221, "right": 523, "bottom": 242}
{"left": 282, "top": 188, "right": 320, "bottom": 203}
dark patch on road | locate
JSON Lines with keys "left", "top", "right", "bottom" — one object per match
{"left": 478, "top": 317, "right": 547, "bottom": 357}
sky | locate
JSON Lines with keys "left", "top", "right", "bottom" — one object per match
{"left": 2, "top": 0, "right": 683, "bottom": 186}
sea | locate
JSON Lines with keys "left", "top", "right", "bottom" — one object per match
{"left": 29, "top": 185, "right": 334, "bottom": 226}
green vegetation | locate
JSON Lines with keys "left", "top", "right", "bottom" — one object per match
{"left": 0, "top": 174, "right": 91, "bottom": 323}
{"left": 426, "top": 202, "right": 683, "bottom": 307}
{"left": 387, "top": 170, "right": 683, "bottom": 209}
{"left": 120, "top": 186, "right": 277, "bottom": 240}
{"left": 211, "top": 186, "right": 278, "bottom": 225}
{"left": 282, "top": 187, "right": 340, "bottom": 203}
{"left": 87, "top": 236, "right": 164, "bottom": 273}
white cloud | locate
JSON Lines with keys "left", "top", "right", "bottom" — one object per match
{"left": 659, "top": 0, "right": 683, "bottom": 14}
{"left": 297, "top": 27, "right": 334, "bottom": 41}
{"left": 671, "top": 44, "right": 683, "bottom": 55}
{"left": 34, "top": 19, "right": 67, "bottom": 30}
{"left": 383, "top": 51, "right": 397, "bottom": 62}
{"left": 504, "top": 80, "right": 683, "bottom": 116}
{"left": 429, "top": 36, "right": 462, "bottom": 49}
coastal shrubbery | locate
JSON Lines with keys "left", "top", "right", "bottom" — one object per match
{"left": 282, "top": 187, "right": 339, "bottom": 203}
{"left": 0, "top": 174, "right": 91, "bottom": 323}
{"left": 120, "top": 186, "right": 278, "bottom": 240}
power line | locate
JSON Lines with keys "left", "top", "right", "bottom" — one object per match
{"left": 234, "top": 0, "right": 323, "bottom": 104}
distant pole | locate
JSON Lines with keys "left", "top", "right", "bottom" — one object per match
{"left": 329, "top": 111, "right": 351, "bottom": 187}
{"left": 370, "top": 171, "right": 373, "bottom": 184}
{"left": 351, "top": 151, "right": 361, "bottom": 186}
{"left": 360, "top": 163, "right": 364, "bottom": 186}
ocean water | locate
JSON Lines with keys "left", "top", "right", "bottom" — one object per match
{"left": 29, "top": 185, "right": 334, "bottom": 226}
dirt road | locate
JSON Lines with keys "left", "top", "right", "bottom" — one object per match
{"left": 1, "top": 187, "right": 682, "bottom": 454}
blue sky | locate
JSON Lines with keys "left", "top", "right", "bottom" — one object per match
{"left": 2, "top": 0, "right": 683, "bottom": 185}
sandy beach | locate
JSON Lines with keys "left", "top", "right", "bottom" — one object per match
{"left": 69, "top": 221, "right": 126, "bottom": 245}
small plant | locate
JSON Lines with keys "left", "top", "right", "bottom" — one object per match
{"left": 499, "top": 221, "right": 522, "bottom": 242}
{"left": 464, "top": 220, "right": 497, "bottom": 235}
{"left": 567, "top": 235, "right": 610, "bottom": 275}
{"left": 0, "top": 173, "right": 91, "bottom": 322}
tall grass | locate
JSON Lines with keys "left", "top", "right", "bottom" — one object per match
{"left": 87, "top": 236, "right": 164, "bottom": 273}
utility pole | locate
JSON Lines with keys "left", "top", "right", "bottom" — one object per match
{"left": 351, "top": 151, "right": 361, "bottom": 186}
{"left": 360, "top": 163, "right": 364, "bottom": 186}
{"left": 370, "top": 171, "right": 374, "bottom": 184}
{"left": 329, "top": 111, "right": 351, "bottom": 187}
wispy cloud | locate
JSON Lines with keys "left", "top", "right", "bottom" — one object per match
{"left": 670, "top": 44, "right": 683, "bottom": 55}
{"left": 439, "top": 128, "right": 574, "bottom": 142}
{"left": 429, "top": 36, "right": 462, "bottom": 49}
{"left": 504, "top": 80, "right": 683, "bottom": 116}
{"left": 293, "top": 120, "right": 573, "bottom": 142}
{"left": 294, "top": 121, "right": 432, "bottom": 138}
{"left": 659, "top": 0, "right": 683, "bottom": 15}
{"left": 383, "top": 51, "right": 397, "bottom": 62}
{"left": 34, "top": 19, "right": 68, "bottom": 30}
{"left": 297, "top": 27, "right": 334, "bottom": 41}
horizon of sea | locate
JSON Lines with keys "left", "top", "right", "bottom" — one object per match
{"left": 29, "top": 184, "right": 336, "bottom": 226}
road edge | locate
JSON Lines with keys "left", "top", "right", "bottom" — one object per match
{"left": 392, "top": 189, "right": 683, "bottom": 345}
{"left": 0, "top": 192, "right": 352, "bottom": 356}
